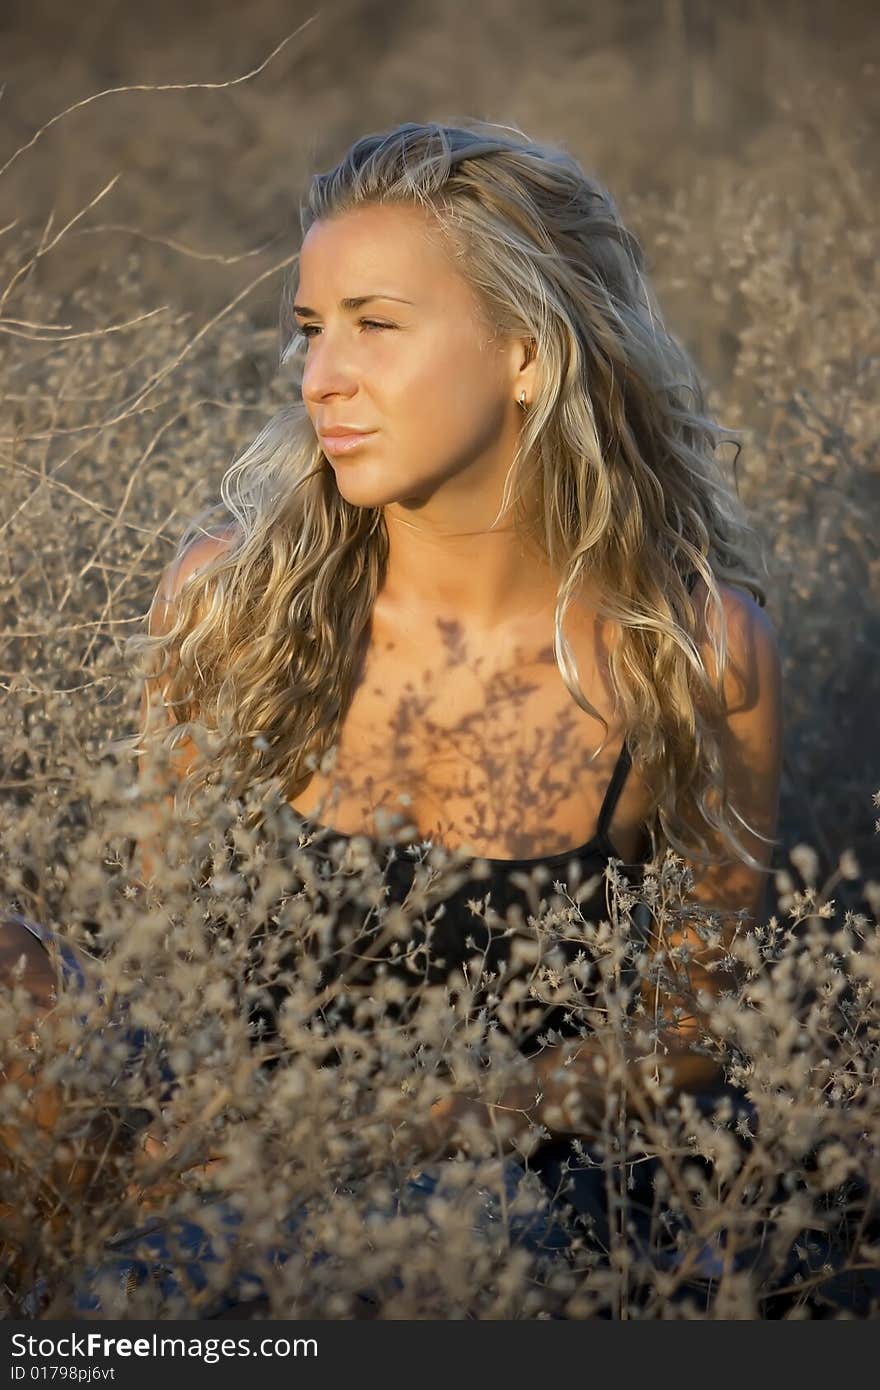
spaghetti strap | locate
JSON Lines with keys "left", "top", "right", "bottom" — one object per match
{"left": 596, "top": 736, "right": 632, "bottom": 841}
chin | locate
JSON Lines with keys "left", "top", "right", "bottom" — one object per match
{"left": 331, "top": 477, "right": 407, "bottom": 509}
{"left": 330, "top": 462, "right": 433, "bottom": 510}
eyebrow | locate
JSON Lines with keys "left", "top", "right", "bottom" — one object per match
{"left": 292, "top": 294, "right": 415, "bottom": 317}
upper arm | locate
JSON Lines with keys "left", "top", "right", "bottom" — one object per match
{"left": 689, "top": 577, "right": 784, "bottom": 916}
{"left": 137, "top": 528, "right": 238, "bottom": 783}
{"left": 642, "top": 578, "right": 784, "bottom": 1037}
{"left": 133, "top": 528, "right": 238, "bottom": 884}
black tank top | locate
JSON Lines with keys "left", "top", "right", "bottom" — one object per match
{"left": 277, "top": 732, "right": 647, "bottom": 1061}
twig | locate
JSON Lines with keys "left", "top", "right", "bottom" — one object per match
{"left": 0, "top": 21, "right": 321, "bottom": 183}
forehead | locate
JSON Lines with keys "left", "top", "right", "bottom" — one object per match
{"left": 297, "top": 202, "right": 461, "bottom": 299}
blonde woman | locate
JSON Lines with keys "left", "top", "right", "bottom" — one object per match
{"left": 3, "top": 120, "right": 782, "bottom": 1313}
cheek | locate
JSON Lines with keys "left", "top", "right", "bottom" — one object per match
{"left": 395, "top": 334, "right": 506, "bottom": 440}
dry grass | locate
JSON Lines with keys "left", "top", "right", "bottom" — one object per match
{"left": 0, "top": 19, "right": 878, "bottom": 1319}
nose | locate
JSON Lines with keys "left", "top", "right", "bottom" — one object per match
{"left": 300, "top": 332, "right": 360, "bottom": 409}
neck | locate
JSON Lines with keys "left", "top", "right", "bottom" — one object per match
{"left": 380, "top": 508, "right": 558, "bottom": 635}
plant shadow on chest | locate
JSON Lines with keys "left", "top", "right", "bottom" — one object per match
{"left": 288, "top": 611, "right": 652, "bottom": 865}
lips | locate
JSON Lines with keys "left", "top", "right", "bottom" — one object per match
{"left": 319, "top": 426, "right": 374, "bottom": 436}
{"left": 319, "top": 429, "right": 377, "bottom": 456}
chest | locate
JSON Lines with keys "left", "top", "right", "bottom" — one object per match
{"left": 288, "top": 602, "right": 652, "bottom": 864}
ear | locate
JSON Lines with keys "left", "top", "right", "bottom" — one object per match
{"left": 508, "top": 334, "right": 539, "bottom": 405}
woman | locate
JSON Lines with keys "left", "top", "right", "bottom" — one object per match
{"left": 3, "top": 120, "right": 782, "bottom": 1315}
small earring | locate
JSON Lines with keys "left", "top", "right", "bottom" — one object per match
{"left": 517, "top": 390, "right": 528, "bottom": 411}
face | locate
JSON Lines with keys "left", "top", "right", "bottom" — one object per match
{"left": 294, "top": 202, "right": 532, "bottom": 515}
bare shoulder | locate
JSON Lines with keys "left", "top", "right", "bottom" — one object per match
{"left": 159, "top": 525, "right": 240, "bottom": 601}
{"left": 691, "top": 574, "right": 780, "bottom": 685}
{"left": 593, "top": 574, "right": 779, "bottom": 690}
{"left": 689, "top": 577, "right": 783, "bottom": 790}
{"left": 149, "top": 525, "right": 240, "bottom": 638}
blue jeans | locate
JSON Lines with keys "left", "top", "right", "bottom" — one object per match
{"left": 57, "top": 1157, "right": 579, "bottom": 1317}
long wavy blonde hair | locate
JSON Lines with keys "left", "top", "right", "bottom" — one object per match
{"left": 125, "top": 119, "right": 774, "bottom": 872}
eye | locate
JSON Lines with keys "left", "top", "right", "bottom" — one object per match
{"left": 297, "top": 319, "right": 396, "bottom": 342}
